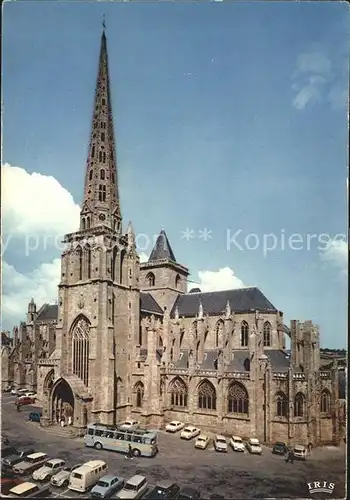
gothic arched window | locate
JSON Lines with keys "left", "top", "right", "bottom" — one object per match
{"left": 146, "top": 272, "right": 155, "bottom": 287}
{"left": 227, "top": 382, "right": 249, "bottom": 414}
{"left": 78, "top": 247, "right": 83, "bottom": 281}
{"left": 98, "top": 184, "right": 106, "bottom": 202}
{"left": 170, "top": 378, "right": 188, "bottom": 408}
{"left": 89, "top": 169, "right": 93, "bottom": 180}
{"left": 294, "top": 392, "right": 305, "bottom": 417}
{"left": 241, "top": 321, "right": 249, "bottom": 347}
{"left": 263, "top": 321, "right": 271, "bottom": 347}
{"left": 86, "top": 246, "right": 91, "bottom": 280}
{"left": 320, "top": 389, "right": 331, "bottom": 413}
{"left": 198, "top": 380, "right": 217, "bottom": 410}
{"left": 276, "top": 391, "right": 288, "bottom": 417}
{"left": 135, "top": 382, "right": 144, "bottom": 408}
{"left": 82, "top": 219, "right": 86, "bottom": 231}
{"left": 100, "top": 169, "right": 105, "bottom": 180}
{"left": 91, "top": 145, "right": 95, "bottom": 159}
{"left": 138, "top": 324, "right": 142, "bottom": 346}
{"left": 102, "top": 152, "right": 106, "bottom": 163}
{"left": 72, "top": 317, "right": 90, "bottom": 386}
{"left": 175, "top": 275, "right": 181, "bottom": 289}
{"left": 111, "top": 172, "right": 115, "bottom": 183}
{"left": 111, "top": 247, "right": 118, "bottom": 282}
{"left": 101, "top": 132, "right": 105, "bottom": 142}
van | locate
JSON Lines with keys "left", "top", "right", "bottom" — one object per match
{"left": 68, "top": 460, "right": 107, "bottom": 493}
{"left": 116, "top": 475, "right": 148, "bottom": 499}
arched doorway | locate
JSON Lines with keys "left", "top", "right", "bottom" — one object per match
{"left": 51, "top": 379, "right": 74, "bottom": 424}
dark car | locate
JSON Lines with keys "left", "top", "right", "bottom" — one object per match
{"left": 272, "top": 442, "right": 287, "bottom": 455}
{"left": 29, "top": 412, "right": 42, "bottom": 422}
{"left": 179, "top": 486, "right": 201, "bottom": 499}
{"left": 145, "top": 481, "right": 180, "bottom": 499}
{"left": 2, "top": 449, "right": 36, "bottom": 469}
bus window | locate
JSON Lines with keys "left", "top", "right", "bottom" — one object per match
{"left": 88, "top": 428, "right": 94, "bottom": 435}
{"left": 95, "top": 430, "right": 104, "bottom": 437}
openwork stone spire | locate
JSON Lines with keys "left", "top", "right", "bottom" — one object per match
{"left": 80, "top": 27, "right": 121, "bottom": 233}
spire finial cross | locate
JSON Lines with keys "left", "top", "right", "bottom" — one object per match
{"left": 102, "top": 14, "right": 106, "bottom": 31}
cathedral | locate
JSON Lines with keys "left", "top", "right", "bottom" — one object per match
{"left": 3, "top": 29, "right": 345, "bottom": 446}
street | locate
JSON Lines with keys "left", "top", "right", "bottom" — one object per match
{"left": 1, "top": 394, "right": 346, "bottom": 499}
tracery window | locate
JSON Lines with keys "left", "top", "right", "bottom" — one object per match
{"left": 276, "top": 391, "right": 288, "bottom": 417}
{"left": 227, "top": 382, "right": 249, "bottom": 414}
{"left": 135, "top": 382, "right": 144, "bottom": 407}
{"left": 98, "top": 184, "right": 106, "bottom": 202}
{"left": 294, "top": 392, "right": 305, "bottom": 417}
{"left": 198, "top": 380, "right": 216, "bottom": 410}
{"left": 263, "top": 321, "right": 271, "bottom": 347}
{"left": 320, "top": 389, "right": 331, "bottom": 413}
{"left": 241, "top": 321, "right": 249, "bottom": 347}
{"left": 170, "top": 378, "right": 188, "bottom": 407}
{"left": 72, "top": 317, "right": 90, "bottom": 386}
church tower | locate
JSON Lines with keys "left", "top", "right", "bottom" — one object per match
{"left": 52, "top": 26, "right": 140, "bottom": 430}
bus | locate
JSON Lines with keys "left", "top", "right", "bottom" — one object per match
{"left": 84, "top": 423, "right": 158, "bottom": 457}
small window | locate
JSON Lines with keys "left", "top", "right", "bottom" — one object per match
{"left": 102, "top": 151, "right": 106, "bottom": 163}
{"left": 111, "top": 172, "right": 115, "bottom": 183}
{"left": 102, "top": 98, "right": 106, "bottom": 105}
{"left": 100, "top": 169, "right": 105, "bottom": 180}
{"left": 101, "top": 132, "right": 105, "bottom": 142}
{"left": 91, "top": 145, "right": 95, "bottom": 158}
{"left": 89, "top": 170, "right": 93, "bottom": 181}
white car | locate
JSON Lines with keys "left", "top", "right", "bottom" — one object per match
{"left": 118, "top": 420, "right": 140, "bottom": 432}
{"left": 293, "top": 445, "right": 307, "bottom": 460}
{"left": 50, "top": 464, "right": 83, "bottom": 488}
{"left": 214, "top": 435, "right": 228, "bottom": 452}
{"left": 246, "top": 438, "right": 262, "bottom": 455}
{"left": 194, "top": 434, "right": 210, "bottom": 450}
{"left": 11, "top": 388, "right": 18, "bottom": 395}
{"left": 25, "top": 391, "right": 36, "bottom": 398}
{"left": 32, "top": 458, "right": 66, "bottom": 481}
{"left": 165, "top": 421, "right": 185, "bottom": 433}
{"left": 230, "top": 435, "right": 245, "bottom": 452}
{"left": 180, "top": 426, "right": 201, "bottom": 440}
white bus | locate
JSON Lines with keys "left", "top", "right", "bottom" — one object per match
{"left": 68, "top": 460, "right": 107, "bottom": 493}
{"left": 84, "top": 423, "right": 158, "bottom": 457}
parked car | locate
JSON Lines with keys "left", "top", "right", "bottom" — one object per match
{"left": 180, "top": 426, "right": 200, "bottom": 440}
{"left": 32, "top": 458, "right": 66, "bottom": 481}
{"left": 165, "top": 421, "right": 185, "bottom": 433}
{"left": 15, "top": 396, "right": 35, "bottom": 406}
{"left": 3, "top": 386, "right": 13, "bottom": 393}
{"left": 118, "top": 420, "right": 140, "bottom": 432}
{"left": 13, "top": 452, "right": 49, "bottom": 475}
{"left": 178, "top": 486, "right": 201, "bottom": 499}
{"left": 246, "top": 438, "right": 262, "bottom": 455}
{"left": 214, "top": 435, "right": 228, "bottom": 453}
{"left": 50, "top": 464, "right": 83, "bottom": 488}
{"left": 293, "top": 445, "right": 307, "bottom": 460}
{"left": 11, "top": 388, "right": 18, "bottom": 395}
{"left": 144, "top": 480, "right": 180, "bottom": 499}
{"left": 90, "top": 474, "right": 124, "bottom": 498}
{"left": 8, "top": 481, "right": 51, "bottom": 498}
{"left": 0, "top": 472, "right": 22, "bottom": 496}
{"left": 24, "top": 391, "right": 36, "bottom": 397}
{"left": 116, "top": 474, "right": 148, "bottom": 499}
{"left": 2, "top": 448, "right": 35, "bottom": 469}
{"left": 194, "top": 435, "right": 210, "bottom": 450}
{"left": 272, "top": 442, "right": 287, "bottom": 455}
{"left": 229, "top": 435, "right": 245, "bottom": 452}
{"left": 28, "top": 412, "right": 42, "bottom": 423}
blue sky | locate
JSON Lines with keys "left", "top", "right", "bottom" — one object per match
{"left": 2, "top": 1, "right": 348, "bottom": 348}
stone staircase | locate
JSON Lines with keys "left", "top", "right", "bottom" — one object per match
{"left": 41, "top": 425, "right": 78, "bottom": 439}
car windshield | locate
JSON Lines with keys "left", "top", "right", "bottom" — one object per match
{"left": 217, "top": 439, "right": 226, "bottom": 444}
{"left": 183, "top": 427, "right": 192, "bottom": 432}
{"left": 124, "top": 483, "right": 137, "bottom": 491}
{"left": 234, "top": 438, "right": 242, "bottom": 442}
{"left": 46, "top": 462, "right": 55, "bottom": 468}
{"left": 275, "top": 444, "right": 284, "bottom": 449}
{"left": 197, "top": 437, "right": 206, "bottom": 442}
{"left": 96, "top": 481, "right": 109, "bottom": 488}
{"left": 63, "top": 467, "right": 70, "bottom": 472}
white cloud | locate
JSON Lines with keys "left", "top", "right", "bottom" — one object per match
{"left": 320, "top": 238, "right": 348, "bottom": 275}
{"left": 2, "top": 163, "right": 80, "bottom": 235}
{"left": 189, "top": 267, "right": 246, "bottom": 292}
{"left": 2, "top": 259, "right": 61, "bottom": 321}
{"left": 138, "top": 252, "right": 149, "bottom": 263}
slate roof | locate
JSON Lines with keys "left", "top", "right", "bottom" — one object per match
{"left": 173, "top": 349, "right": 290, "bottom": 372}
{"left": 36, "top": 304, "right": 58, "bottom": 322}
{"left": 170, "top": 287, "right": 277, "bottom": 318}
{"left": 140, "top": 293, "right": 163, "bottom": 316}
{"left": 149, "top": 229, "right": 177, "bottom": 262}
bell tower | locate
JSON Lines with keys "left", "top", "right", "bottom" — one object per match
{"left": 54, "top": 25, "right": 139, "bottom": 429}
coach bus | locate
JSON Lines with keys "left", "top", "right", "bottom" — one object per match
{"left": 84, "top": 423, "right": 158, "bottom": 457}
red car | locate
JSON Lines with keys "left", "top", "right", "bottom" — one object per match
{"left": 0, "top": 472, "right": 22, "bottom": 496}
{"left": 15, "top": 396, "right": 34, "bottom": 406}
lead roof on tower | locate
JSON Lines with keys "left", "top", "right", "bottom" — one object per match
{"left": 149, "top": 229, "right": 177, "bottom": 262}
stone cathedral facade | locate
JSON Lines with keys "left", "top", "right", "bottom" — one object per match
{"left": 4, "top": 30, "right": 344, "bottom": 446}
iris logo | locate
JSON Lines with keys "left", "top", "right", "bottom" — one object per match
{"left": 307, "top": 481, "right": 335, "bottom": 494}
